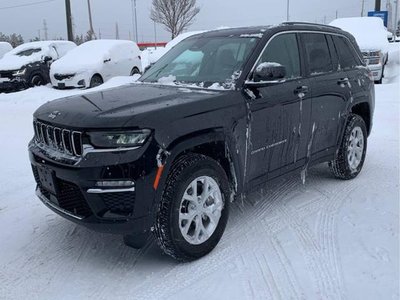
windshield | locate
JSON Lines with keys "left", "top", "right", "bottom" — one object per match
{"left": 16, "top": 48, "right": 42, "bottom": 57}
{"left": 140, "top": 36, "right": 260, "bottom": 89}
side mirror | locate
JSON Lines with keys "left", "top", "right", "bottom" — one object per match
{"left": 43, "top": 56, "right": 52, "bottom": 62}
{"left": 143, "top": 64, "right": 152, "bottom": 73}
{"left": 253, "top": 62, "right": 286, "bottom": 82}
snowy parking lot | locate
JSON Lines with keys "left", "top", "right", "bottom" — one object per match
{"left": 0, "top": 44, "right": 398, "bottom": 300}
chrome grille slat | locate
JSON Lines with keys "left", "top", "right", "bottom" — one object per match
{"left": 33, "top": 121, "right": 83, "bottom": 159}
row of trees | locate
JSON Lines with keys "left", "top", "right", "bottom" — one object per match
{"left": 0, "top": 33, "right": 24, "bottom": 47}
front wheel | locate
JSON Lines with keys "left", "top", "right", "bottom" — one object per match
{"left": 30, "top": 74, "right": 44, "bottom": 87}
{"left": 154, "top": 154, "right": 230, "bottom": 261}
{"left": 329, "top": 114, "right": 367, "bottom": 180}
{"left": 89, "top": 75, "right": 103, "bottom": 88}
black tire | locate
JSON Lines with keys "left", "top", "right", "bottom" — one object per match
{"left": 130, "top": 67, "right": 140, "bottom": 76}
{"left": 30, "top": 74, "right": 44, "bottom": 87}
{"left": 154, "top": 153, "right": 230, "bottom": 262}
{"left": 89, "top": 74, "right": 103, "bottom": 88}
{"left": 329, "top": 114, "right": 367, "bottom": 180}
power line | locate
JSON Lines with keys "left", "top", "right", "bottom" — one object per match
{"left": 0, "top": 0, "right": 56, "bottom": 10}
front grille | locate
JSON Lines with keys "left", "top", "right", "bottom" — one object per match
{"left": 33, "top": 120, "right": 83, "bottom": 157}
{"left": 57, "top": 179, "right": 92, "bottom": 217}
{"left": 32, "top": 165, "right": 92, "bottom": 218}
{"left": 102, "top": 192, "right": 135, "bottom": 215}
{"left": 54, "top": 73, "right": 75, "bottom": 80}
{"left": 0, "top": 70, "right": 14, "bottom": 79}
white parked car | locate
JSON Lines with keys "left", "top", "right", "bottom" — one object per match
{"left": 0, "top": 42, "right": 12, "bottom": 59}
{"left": 50, "top": 40, "right": 142, "bottom": 89}
{"left": 330, "top": 17, "right": 389, "bottom": 84}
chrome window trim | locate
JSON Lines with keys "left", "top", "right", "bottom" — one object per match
{"left": 246, "top": 29, "right": 364, "bottom": 82}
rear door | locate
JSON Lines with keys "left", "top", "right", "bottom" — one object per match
{"left": 245, "top": 32, "right": 312, "bottom": 185}
{"left": 300, "top": 32, "right": 351, "bottom": 160}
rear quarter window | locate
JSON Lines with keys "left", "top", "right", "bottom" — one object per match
{"left": 332, "top": 35, "right": 362, "bottom": 70}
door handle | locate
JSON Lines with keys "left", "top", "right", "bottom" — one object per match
{"left": 337, "top": 78, "right": 349, "bottom": 86}
{"left": 294, "top": 86, "right": 309, "bottom": 94}
{"left": 294, "top": 86, "right": 309, "bottom": 98}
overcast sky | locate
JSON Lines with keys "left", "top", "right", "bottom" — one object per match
{"left": 0, "top": 0, "right": 396, "bottom": 42}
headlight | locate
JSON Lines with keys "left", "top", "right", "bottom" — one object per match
{"left": 88, "top": 129, "right": 151, "bottom": 148}
{"left": 12, "top": 68, "right": 26, "bottom": 77}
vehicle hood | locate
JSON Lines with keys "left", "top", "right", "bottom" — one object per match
{"left": 0, "top": 54, "right": 41, "bottom": 71}
{"left": 51, "top": 56, "right": 101, "bottom": 75}
{"left": 34, "top": 83, "right": 227, "bottom": 129}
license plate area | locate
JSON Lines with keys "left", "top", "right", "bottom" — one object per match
{"left": 37, "top": 166, "right": 57, "bottom": 195}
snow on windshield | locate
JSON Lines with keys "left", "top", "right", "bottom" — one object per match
{"left": 141, "top": 36, "right": 259, "bottom": 90}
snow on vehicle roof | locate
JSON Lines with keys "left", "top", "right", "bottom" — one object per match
{"left": 0, "top": 41, "right": 76, "bottom": 71}
{"left": 51, "top": 39, "right": 140, "bottom": 74}
{"left": 329, "top": 17, "right": 389, "bottom": 51}
{"left": 0, "top": 42, "right": 12, "bottom": 59}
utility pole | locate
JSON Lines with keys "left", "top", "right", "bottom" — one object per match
{"left": 336, "top": 10, "right": 338, "bottom": 19}
{"left": 65, "top": 0, "right": 73, "bottom": 41}
{"left": 361, "top": 0, "right": 365, "bottom": 16}
{"left": 43, "top": 19, "right": 48, "bottom": 40}
{"left": 375, "top": 0, "right": 381, "bottom": 11}
{"left": 99, "top": 29, "right": 102, "bottom": 39}
{"left": 87, "top": 0, "right": 96, "bottom": 39}
{"left": 286, "top": 0, "right": 290, "bottom": 21}
{"left": 115, "top": 23, "right": 120, "bottom": 40}
{"left": 131, "top": 0, "right": 138, "bottom": 42}
{"left": 395, "top": 0, "right": 399, "bottom": 31}
{"left": 154, "top": 21, "right": 157, "bottom": 48}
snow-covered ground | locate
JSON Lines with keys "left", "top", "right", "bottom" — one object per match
{"left": 0, "top": 44, "right": 398, "bottom": 300}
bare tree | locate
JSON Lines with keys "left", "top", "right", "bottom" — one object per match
{"left": 150, "top": 0, "right": 200, "bottom": 39}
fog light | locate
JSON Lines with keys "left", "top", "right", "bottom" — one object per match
{"left": 77, "top": 79, "right": 85, "bottom": 86}
{"left": 95, "top": 180, "right": 135, "bottom": 187}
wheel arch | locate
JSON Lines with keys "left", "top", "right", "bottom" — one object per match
{"left": 155, "top": 129, "right": 242, "bottom": 203}
{"left": 350, "top": 102, "right": 371, "bottom": 136}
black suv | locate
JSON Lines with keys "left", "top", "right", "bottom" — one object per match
{"left": 29, "top": 23, "right": 374, "bottom": 261}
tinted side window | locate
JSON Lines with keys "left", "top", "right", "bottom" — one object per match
{"left": 302, "top": 33, "right": 333, "bottom": 74}
{"left": 332, "top": 36, "right": 360, "bottom": 69}
{"left": 258, "top": 33, "right": 301, "bottom": 79}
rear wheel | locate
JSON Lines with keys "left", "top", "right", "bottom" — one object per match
{"left": 154, "top": 154, "right": 230, "bottom": 261}
{"left": 89, "top": 74, "right": 103, "bottom": 88}
{"left": 130, "top": 67, "right": 140, "bottom": 76}
{"left": 30, "top": 74, "right": 44, "bottom": 87}
{"left": 329, "top": 114, "right": 367, "bottom": 180}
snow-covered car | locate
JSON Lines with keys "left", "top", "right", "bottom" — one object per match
{"left": 0, "top": 41, "right": 76, "bottom": 92}
{"left": 50, "top": 40, "right": 142, "bottom": 89}
{"left": 0, "top": 42, "right": 12, "bottom": 59}
{"left": 386, "top": 28, "right": 394, "bottom": 42}
{"left": 142, "top": 31, "right": 206, "bottom": 70}
{"left": 330, "top": 17, "right": 389, "bottom": 84}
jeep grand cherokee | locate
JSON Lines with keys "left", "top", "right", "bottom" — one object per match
{"left": 29, "top": 23, "right": 374, "bottom": 261}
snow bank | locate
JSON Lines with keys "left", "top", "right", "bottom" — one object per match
{"left": 0, "top": 42, "right": 12, "bottom": 59}
{"left": 330, "top": 17, "right": 389, "bottom": 51}
{"left": 51, "top": 40, "right": 140, "bottom": 74}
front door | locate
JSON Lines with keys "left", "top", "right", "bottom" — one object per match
{"left": 245, "top": 32, "right": 312, "bottom": 185}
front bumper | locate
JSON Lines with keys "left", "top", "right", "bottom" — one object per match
{"left": 51, "top": 72, "right": 90, "bottom": 89}
{"left": 0, "top": 78, "right": 26, "bottom": 92}
{"left": 29, "top": 140, "right": 159, "bottom": 235}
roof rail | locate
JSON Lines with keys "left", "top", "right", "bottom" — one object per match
{"left": 282, "top": 22, "right": 339, "bottom": 29}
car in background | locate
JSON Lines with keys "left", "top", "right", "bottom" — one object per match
{"left": 142, "top": 31, "right": 206, "bottom": 71}
{"left": 0, "top": 42, "right": 12, "bottom": 59}
{"left": 0, "top": 41, "right": 76, "bottom": 92}
{"left": 330, "top": 17, "right": 389, "bottom": 84}
{"left": 386, "top": 28, "right": 394, "bottom": 42}
{"left": 50, "top": 40, "right": 142, "bottom": 89}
